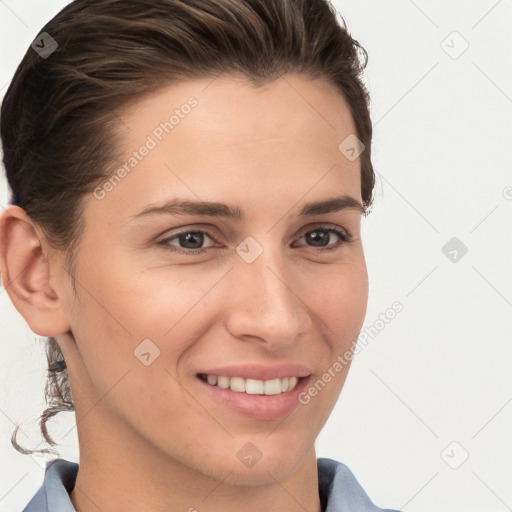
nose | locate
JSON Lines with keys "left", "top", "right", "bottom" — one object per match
{"left": 223, "top": 241, "right": 312, "bottom": 351}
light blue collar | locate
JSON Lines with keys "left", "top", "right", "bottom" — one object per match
{"left": 22, "top": 457, "right": 401, "bottom": 512}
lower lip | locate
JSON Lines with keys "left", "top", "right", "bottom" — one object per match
{"left": 197, "top": 376, "right": 311, "bottom": 420}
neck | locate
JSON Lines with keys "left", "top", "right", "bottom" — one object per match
{"left": 69, "top": 403, "right": 322, "bottom": 512}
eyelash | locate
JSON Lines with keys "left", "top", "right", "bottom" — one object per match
{"left": 157, "top": 225, "right": 352, "bottom": 255}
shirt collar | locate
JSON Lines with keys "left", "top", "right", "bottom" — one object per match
{"left": 22, "top": 458, "right": 78, "bottom": 512}
{"left": 23, "top": 457, "right": 399, "bottom": 512}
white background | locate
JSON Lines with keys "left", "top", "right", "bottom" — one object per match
{"left": 1, "top": 1, "right": 511, "bottom": 511}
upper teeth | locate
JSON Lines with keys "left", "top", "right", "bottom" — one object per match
{"left": 203, "top": 375, "right": 299, "bottom": 395}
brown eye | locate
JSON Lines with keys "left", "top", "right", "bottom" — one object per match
{"left": 158, "top": 229, "right": 218, "bottom": 254}
{"left": 293, "top": 227, "right": 350, "bottom": 251}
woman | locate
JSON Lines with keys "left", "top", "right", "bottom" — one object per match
{"left": 0, "top": 0, "right": 402, "bottom": 511}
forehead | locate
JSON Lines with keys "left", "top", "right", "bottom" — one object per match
{"left": 85, "top": 73, "right": 362, "bottom": 226}
{"left": 120, "top": 73, "right": 356, "bottom": 146}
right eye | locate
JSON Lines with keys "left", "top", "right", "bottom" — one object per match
{"left": 158, "top": 228, "right": 220, "bottom": 254}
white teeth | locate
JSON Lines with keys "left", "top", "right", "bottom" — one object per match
{"left": 217, "top": 376, "right": 230, "bottom": 389}
{"left": 201, "top": 374, "right": 301, "bottom": 395}
{"left": 264, "top": 378, "right": 282, "bottom": 395}
{"left": 230, "top": 377, "right": 246, "bottom": 393}
{"left": 245, "top": 379, "right": 264, "bottom": 394}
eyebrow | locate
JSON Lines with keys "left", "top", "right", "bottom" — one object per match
{"left": 131, "top": 194, "right": 365, "bottom": 221}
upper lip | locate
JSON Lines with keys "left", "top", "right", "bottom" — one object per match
{"left": 197, "top": 363, "right": 313, "bottom": 381}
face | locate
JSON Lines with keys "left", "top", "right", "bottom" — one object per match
{"left": 53, "top": 73, "right": 368, "bottom": 485}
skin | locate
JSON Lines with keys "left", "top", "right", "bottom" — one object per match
{"left": 0, "top": 73, "right": 369, "bottom": 512}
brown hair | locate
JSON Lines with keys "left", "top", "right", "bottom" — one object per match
{"left": 1, "top": 0, "right": 374, "bottom": 455}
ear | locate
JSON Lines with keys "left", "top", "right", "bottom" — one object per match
{"left": 0, "top": 205, "right": 71, "bottom": 337}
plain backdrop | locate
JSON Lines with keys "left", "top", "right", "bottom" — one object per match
{"left": 1, "top": 1, "right": 511, "bottom": 511}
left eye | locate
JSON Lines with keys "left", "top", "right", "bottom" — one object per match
{"left": 292, "top": 227, "right": 349, "bottom": 251}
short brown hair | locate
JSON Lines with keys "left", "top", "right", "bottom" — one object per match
{"left": 1, "top": 0, "right": 374, "bottom": 455}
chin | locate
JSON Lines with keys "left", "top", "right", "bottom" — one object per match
{"left": 201, "top": 436, "right": 313, "bottom": 487}
{"left": 217, "top": 455, "right": 302, "bottom": 487}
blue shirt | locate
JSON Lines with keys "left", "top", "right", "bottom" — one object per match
{"left": 22, "top": 458, "right": 401, "bottom": 511}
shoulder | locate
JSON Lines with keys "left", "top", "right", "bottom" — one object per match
{"left": 317, "top": 457, "right": 402, "bottom": 512}
{"left": 22, "top": 458, "right": 78, "bottom": 512}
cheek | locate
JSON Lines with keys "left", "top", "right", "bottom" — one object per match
{"left": 297, "top": 262, "right": 367, "bottom": 416}
{"left": 303, "top": 258, "right": 368, "bottom": 345}
{"left": 66, "top": 254, "right": 228, "bottom": 401}
{"left": 74, "top": 250, "right": 219, "bottom": 339}
{"left": 66, "top": 272, "right": 208, "bottom": 436}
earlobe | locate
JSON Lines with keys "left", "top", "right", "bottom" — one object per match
{"left": 0, "top": 205, "right": 71, "bottom": 337}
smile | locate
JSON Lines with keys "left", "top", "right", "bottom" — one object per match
{"left": 198, "top": 373, "right": 300, "bottom": 395}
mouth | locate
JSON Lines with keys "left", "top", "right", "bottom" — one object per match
{"left": 197, "top": 373, "right": 302, "bottom": 395}
{"left": 195, "top": 367, "right": 312, "bottom": 420}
